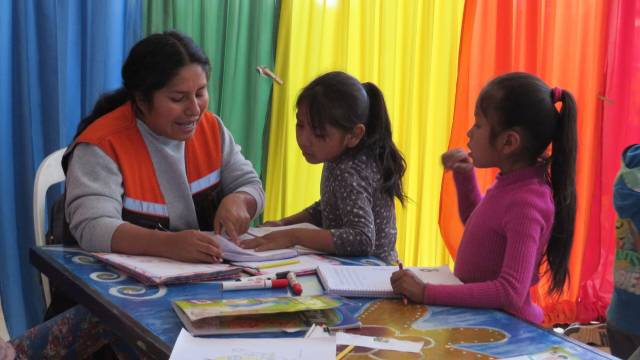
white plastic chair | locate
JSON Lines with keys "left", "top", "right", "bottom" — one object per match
{"left": 32, "top": 147, "right": 66, "bottom": 305}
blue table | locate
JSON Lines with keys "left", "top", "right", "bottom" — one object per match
{"left": 30, "top": 245, "right": 616, "bottom": 359}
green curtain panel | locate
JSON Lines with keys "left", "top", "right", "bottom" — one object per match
{"left": 144, "top": 0, "right": 279, "bottom": 178}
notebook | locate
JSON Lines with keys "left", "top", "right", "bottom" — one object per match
{"left": 92, "top": 253, "right": 242, "bottom": 285}
{"left": 316, "top": 265, "right": 462, "bottom": 298}
{"left": 173, "top": 295, "right": 342, "bottom": 321}
{"left": 210, "top": 223, "right": 326, "bottom": 262}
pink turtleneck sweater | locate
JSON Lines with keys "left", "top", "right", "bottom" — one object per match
{"left": 425, "top": 165, "right": 554, "bottom": 323}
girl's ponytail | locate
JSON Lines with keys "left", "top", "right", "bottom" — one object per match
{"left": 361, "top": 82, "right": 407, "bottom": 205}
{"left": 546, "top": 88, "right": 577, "bottom": 295}
{"left": 73, "top": 88, "right": 130, "bottom": 139}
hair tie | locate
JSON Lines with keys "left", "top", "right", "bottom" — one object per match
{"left": 551, "top": 86, "right": 563, "bottom": 103}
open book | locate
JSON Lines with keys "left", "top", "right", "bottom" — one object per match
{"left": 211, "top": 223, "right": 325, "bottom": 262}
{"left": 92, "top": 253, "right": 242, "bottom": 285}
{"left": 317, "top": 265, "right": 462, "bottom": 298}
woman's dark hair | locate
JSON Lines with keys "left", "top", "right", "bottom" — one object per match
{"left": 476, "top": 72, "right": 577, "bottom": 295}
{"left": 296, "top": 71, "right": 406, "bottom": 204}
{"left": 74, "top": 30, "right": 210, "bottom": 138}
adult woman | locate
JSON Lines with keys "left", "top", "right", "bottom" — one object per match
{"left": 64, "top": 31, "right": 264, "bottom": 263}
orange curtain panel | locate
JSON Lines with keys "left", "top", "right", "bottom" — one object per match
{"left": 439, "top": 0, "right": 611, "bottom": 325}
{"left": 595, "top": 0, "right": 640, "bottom": 320}
{"left": 264, "top": 0, "right": 465, "bottom": 267}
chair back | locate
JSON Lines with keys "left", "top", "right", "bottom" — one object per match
{"left": 33, "top": 148, "right": 66, "bottom": 247}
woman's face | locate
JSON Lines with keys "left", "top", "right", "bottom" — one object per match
{"left": 137, "top": 63, "right": 209, "bottom": 141}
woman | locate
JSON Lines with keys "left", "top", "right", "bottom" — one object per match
{"left": 64, "top": 31, "right": 264, "bottom": 263}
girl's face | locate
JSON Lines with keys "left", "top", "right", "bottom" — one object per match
{"left": 295, "top": 105, "right": 353, "bottom": 164}
{"left": 137, "top": 63, "right": 209, "bottom": 141}
{"left": 466, "top": 110, "right": 501, "bottom": 168}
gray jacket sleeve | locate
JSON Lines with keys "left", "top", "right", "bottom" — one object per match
{"left": 218, "top": 118, "right": 265, "bottom": 218}
{"left": 65, "top": 143, "right": 125, "bottom": 252}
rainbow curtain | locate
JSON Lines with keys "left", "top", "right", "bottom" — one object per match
{"left": 264, "top": 0, "right": 629, "bottom": 325}
{"left": 263, "top": 0, "right": 465, "bottom": 267}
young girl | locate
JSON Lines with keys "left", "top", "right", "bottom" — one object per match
{"left": 392, "top": 72, "right": 577, "bottom": 324}
{"left": 241, "top": 71, "right": 406, "bottom": 264}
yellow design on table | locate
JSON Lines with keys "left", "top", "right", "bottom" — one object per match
{"left": 341, "top": 300, "right": 507, "bottom": 359}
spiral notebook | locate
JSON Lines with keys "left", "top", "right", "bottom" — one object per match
{"left": 317, "top": 265, "right": 462, "bottom": 298}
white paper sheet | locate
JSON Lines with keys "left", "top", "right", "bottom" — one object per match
{"left": 170, "top": 328, "right": 336, "bottom": 360}
{"left": 336, "top": 332, "right": 423, "bottom": 353}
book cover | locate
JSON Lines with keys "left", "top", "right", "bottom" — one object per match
{"left": 173, "top": 304, "right": 360, "bottom": 336}
{"left": 173, "top": 295, "right": 342, "bottom": 321}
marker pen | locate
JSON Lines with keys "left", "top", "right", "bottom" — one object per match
{"left": 221, "top": 279, "right": 289, "bottom": 291}
{"left": 286, "top": 271, "right": 303, "bottom": 295}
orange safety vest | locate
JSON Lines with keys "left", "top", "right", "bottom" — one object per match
{"left": 63, "top": 102, "right": 223, "bottom": 231}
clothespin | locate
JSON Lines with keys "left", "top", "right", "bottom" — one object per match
{"left": 256, "top": 65, "right": 283, "bottom": 85}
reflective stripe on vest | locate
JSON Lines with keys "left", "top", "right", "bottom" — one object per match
{"left": 190, "top": 169, "right": 221, "bottom": 194}
{"left": 123, "top": 197, "right": 169, "bottom": 217}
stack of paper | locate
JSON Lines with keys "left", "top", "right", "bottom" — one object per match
{"left": 92, "top": 253, "right": 242, "bottom": 285}
{"left": 170, "top": 329, "right": 336, "bottom": 360}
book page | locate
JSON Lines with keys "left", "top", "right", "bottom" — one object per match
{"left": 336, "top": 332, "right": 423, "bottom": 353}
{"left": 170, "top": 328, "right": 336, "bottom": 360}
{"left": 319, "top": 266, "right": 396, "bottom": 293}
{"left": 208, "top": 232, "right": 298, "bottom": 262}
{"left": 318, "top": 265, "right": 462, "bottom": 297}
{"left": 232, "top": 255, "right": 340, "bottom": 275}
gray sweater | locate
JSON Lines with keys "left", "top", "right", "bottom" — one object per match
{"left": 305, "top": 151, "right": 398, "bottom": 264}
{"left": 65, "top": 117, "right": 264, "bottom": 252}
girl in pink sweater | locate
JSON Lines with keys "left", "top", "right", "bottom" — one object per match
{"left": 391, "top": 72, "right": 578, "bottom": 324}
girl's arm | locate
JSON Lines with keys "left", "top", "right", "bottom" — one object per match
{"left": 453, "top": 170, "right": 482, "bottom": 223}
{"left": 422, "top": 197, "right": 548, "bottom": 319}
{"left": 265, "top": 207, "right": 316, "bottom": 227}
{"left": 442, "top": 149, "right": 482, "bottom": 223}
{"left": 238, "top": 228, "right": 336, "bottom": 253}
{"left": 243, "top": 162, "right": 376, "bottom": 255}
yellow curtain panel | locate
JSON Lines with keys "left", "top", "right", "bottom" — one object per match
{"left": 264, "top": 0, "right": 465, "bottom": 266}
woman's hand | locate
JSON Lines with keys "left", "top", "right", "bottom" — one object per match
{"left": 390, "top": 269, "right": 425, "bottom": 303}
{"left": 214, "top": 192, "right": 255, "bottom": 242}
{"left": 162, "top": 230, "right": 222, "bottom": 263}
{"left": 240, "top": 230, "right": 297, "bottom": 251}
{"left": 442, "top": 148, "right": 473, "bottom": 173}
